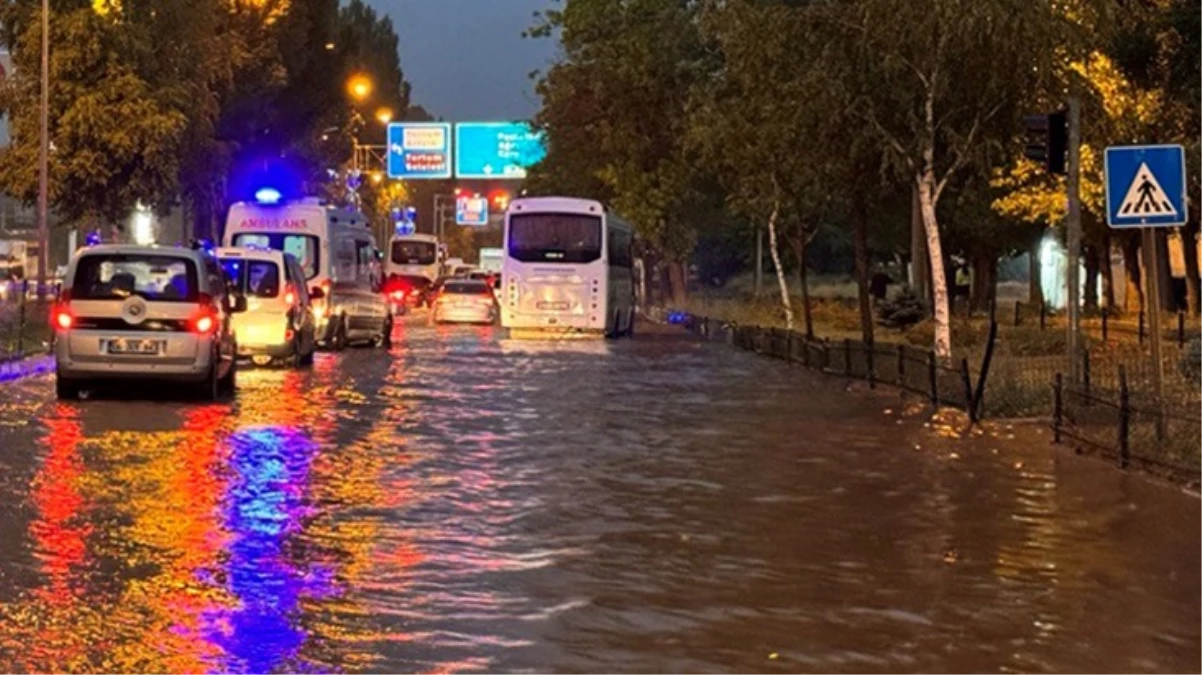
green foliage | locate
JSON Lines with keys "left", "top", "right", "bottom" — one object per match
{"left": 876, "top": 286, "right": 926, "bottom": 329}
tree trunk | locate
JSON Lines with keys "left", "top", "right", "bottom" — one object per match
{"left": 1100, "top": 230, "right": 1116, "bottom": 311}
{"left": 766, "top": 195, "right": 795, "bottom": 331}
{"left": 910, "top": 184, "right": 930, "bottom": 306}
{"left": 1083, "top": 245, "right": 1099, "bottom": 312}
{"left": 1029, "top": 238, "right": 1044, "bottom": 307}
{"left": 1123, "top": 235, "right": 1143, "bottom": 315}
{"left": 917, "top": 172, "right": 951, "bottom": 360}
{"left": 799, "top": 227, "right": 814, "bottom": 340}
{"left": 1183, "top": 220, "right": 1200, "bottom": 316}
{"left": 667, "top": 262, "right": 686, "bottom": 306}
{"left": 970, "top": 253, "right": 992, "bottom": 315}
{"left": 853, "top": 204, "right": 874, "bottom": 344}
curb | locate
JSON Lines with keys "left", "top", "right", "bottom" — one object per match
{"left": 0, "top": 351, "right": 54, "bottom": 383}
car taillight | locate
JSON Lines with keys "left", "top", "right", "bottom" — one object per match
{"left": 54, "top": 308, "right": 73, "bottom": 330}
{"left": 195, "top": 314, "right": 215, "bottom": 334}
{"left": 285, "top": 328, "right": 295, "bottom": 342}
{"left": 390, "top": 290, "right": 405, "bottom": 302}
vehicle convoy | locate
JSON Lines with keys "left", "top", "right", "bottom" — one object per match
{"left": 500, "top": 196, "right": 635, "bottom": 338}
{"left": 224, "top": 195, "right": 392, "bottom": 350}
{"left": 430, "top": 278, "right": 498, "bottom": 325}
{"left": 217, "top": 247, "right": 316, "bottom": 367}
{"left": 384, "top": 232, "right": 440, "bottom": 311}
{"left": 52, "top": 244, "right": 246, "bottom": 401}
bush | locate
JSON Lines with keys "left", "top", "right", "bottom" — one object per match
{"left": 1180, "top": 337, "right": 1202, "bottom": 384}
{"left": 877, "top": 285, "right": 926, "bottom": 328}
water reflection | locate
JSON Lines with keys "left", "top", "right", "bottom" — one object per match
{"left": 202, "top": 426, "right": 329, "bottom": 674}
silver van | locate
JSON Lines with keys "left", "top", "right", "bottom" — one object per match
{"left": 53, "top": 245, "right": 246, "bottom": 400}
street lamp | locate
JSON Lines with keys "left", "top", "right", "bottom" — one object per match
{"left": 347, "top": 74, "right": 373, "bottom": 102}
{"left": 36, "top": 0, "right": 48, "bottom": 297}
{"left": 375, "top": 107, "right": 394, "bottom": 125}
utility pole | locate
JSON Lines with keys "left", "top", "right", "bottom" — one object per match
{"left": 36, "top": 0, "right": 49, "bottom": 298}
{"left": 1066, "top": 96, "right": 1082, "bottom": 384}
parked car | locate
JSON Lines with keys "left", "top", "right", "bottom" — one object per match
{"left": 52, "top": 244, "right": 246, "bottom": 400}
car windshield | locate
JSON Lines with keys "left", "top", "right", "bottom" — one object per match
{"left": 72, "top": 254, "right": 198, "bottom": 302}
{"left": 443, "top": 281, "right": 490, "bottom": 295}
{"left": 391, "top": 240, "right": 437, "bottom": 265}
{"left": 232, "top": 233, "right": 319, "bottom": 279}
{"left": 221, "top": 258, "right": 281, "bottom": 298}
{"left": 508, "top": 213, "right": 602, "bottom": 263}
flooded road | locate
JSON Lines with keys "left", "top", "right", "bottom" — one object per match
{"left": 0, "top": 317, "right": 1197, "bottom": 673}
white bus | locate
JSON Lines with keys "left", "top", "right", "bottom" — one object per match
{"left": 223, "top": 196, "right": 391, "bottom": 350}
{"left": 384, "top": 232, "right": 441, "bottom": 307}
{"left": 500, "top": 196, "right": 635, "bottom": 338}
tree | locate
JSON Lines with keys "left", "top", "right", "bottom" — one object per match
{"left": 813, "top": 0, "right": 1065, "bottom": 359}
{"left": 525, "top": 0, "right": 711, "bottom": 303}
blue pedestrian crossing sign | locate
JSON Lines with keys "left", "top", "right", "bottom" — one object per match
{"left": 1104, "top": 145, "right": 1188, "bottom": 229}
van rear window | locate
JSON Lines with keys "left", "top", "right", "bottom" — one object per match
{"left": 232, "top": 233, "right": 319, "bottom": 280}
{"left": 72, "top": 254, "right": 198, "bottom": 302}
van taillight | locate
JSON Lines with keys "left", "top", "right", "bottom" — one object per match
{"left": 54, "top": 308, "right": 73, "bottom": 330}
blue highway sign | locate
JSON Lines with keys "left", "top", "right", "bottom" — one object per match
{"left": 1104, "top": 145, "right": 1188, "bottom": 229}
{"left": 454, "top": 122, "right": 546, "bottom": 180}
{"left": 387, "top": 123, "right": 452, "bottom": 179}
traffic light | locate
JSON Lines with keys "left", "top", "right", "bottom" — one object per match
{"left": 1023, "top": 111, "right": 1067, "bottom": 175}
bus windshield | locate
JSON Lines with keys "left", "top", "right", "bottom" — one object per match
{"left": 508, "top": 213, "right": 602, "bottom": 264}
{"left": 232, "top": 233, "right": 319, "bottom": 279}
{"left": 391, "top": 240, "right": 437, "bottom": 265}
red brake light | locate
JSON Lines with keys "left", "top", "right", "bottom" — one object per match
{"left": 54, "top": 309, "right": 73, "bottom": 330}
{"left": 284, "top": 290, "right": 296, "bottom": 306}
{"left": 390, "top": 290, "right": 405, "bottom": 301}
{"left": 195, "top": 315, "right": 215, "bottom": 334}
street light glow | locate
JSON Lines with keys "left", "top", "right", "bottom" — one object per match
{"left": 347, "top": 74, "right": 373, "bottom": 101}
{"left": 376, "top": 107, "right": 394, "bottom": 125}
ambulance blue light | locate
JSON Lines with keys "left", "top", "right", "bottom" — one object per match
{"left": 255, "top": 187, "right": 283, "bottom": 205}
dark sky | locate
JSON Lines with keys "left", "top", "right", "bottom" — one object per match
{"left": 367, "top": 0, "right": 559, "bottom": 122}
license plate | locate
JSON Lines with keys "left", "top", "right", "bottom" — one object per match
{"left": 537, "top": 301, "right": 570, "bottom": 310}
{"left": 105, "top": 338, "right": 164, "bottom": 355}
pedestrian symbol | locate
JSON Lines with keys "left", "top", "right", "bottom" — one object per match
{"left": 1117, "top": 163, "right": 1177, "bottom": 217}
{"left": 1104, "top": 145, "right": 1188, "bottom": 229}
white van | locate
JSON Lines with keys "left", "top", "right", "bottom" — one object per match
{"left": 223, "top": 197, "right": 392, "bottom": 350}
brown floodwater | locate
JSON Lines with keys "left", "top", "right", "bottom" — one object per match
{"left": 0, "top": 318, "right": 1196, "bottom": 673}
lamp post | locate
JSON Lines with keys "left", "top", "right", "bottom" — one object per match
{"left": 36, "top": 0, "right": 49, "bottom": 298}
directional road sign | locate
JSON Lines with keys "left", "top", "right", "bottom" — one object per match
{"left": 1104, "top": 145, "right": 1188, "bottom": 229}
{"left": 387, "top": 123, "right": 452, "bottom": 179}
{"left": 454, "top": 122, "right": 547, "bottom": 180}
{"left": 456, "top": 195, "right": 489, "bottom": 226}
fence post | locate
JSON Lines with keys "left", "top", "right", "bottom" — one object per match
{"left": 802, "top": 335, "right": 811, "bottom": 368}
{"left": 1118, "top": 366, "right": 1130, "bottom": 469}
{"left": 1102, "top": 308, "right": 1108, "bottom": 341}
{"left": 971, "top": 320, "right": 999, "bottom": 422}
{"left": 960, "top": 358, "right": 974, "bottom": 416}
{"left": 786, "top": 330, "right": 794, "bottom": 363}
{"left": 866, "top": 343, "right": 875, "bottom": 389}
{"left": 1039, "top": 301, "right": 1046, "bottom": 330}
{"left": 1053, "top": 373, "right": 1062, "bottom": 443}
{"left": 928, "top": 351, "right": 939, "bottom": 407}
{"left": 1138, "top": 312, "right": 1145, "bottom": 345}
{"left": 897, "top": 343, "right": 905, "bottom": 382}
{"left": 1178, "top": 312, "right": 1185, "bottom": 348}
{"left": 17, "top": 280, "right": 28, "bottom": 355}
{"left": 823, "top": 338, "right": 832, "bottom": 371}
{"left": 1082, "top": 348, "right": 1091, "bottom": 400}
{"left": 844, "top": 338, "right": 852, "bottom": 376}
{"left": 1014, "top": 300, "right": 1021, "bottom": 327}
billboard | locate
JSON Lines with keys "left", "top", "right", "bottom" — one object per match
{"left": 387, "top": 123, "right": 452, "bottom": 179}
{"left": 454, "top": 122, "right": 546, "bottom": 179}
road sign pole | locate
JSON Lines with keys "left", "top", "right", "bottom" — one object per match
{"left": 1142, "top": 227, "right": 1165, "bottom": 403}
{"left": 1066, "top": 96, "right": 1082, "bottom": 384}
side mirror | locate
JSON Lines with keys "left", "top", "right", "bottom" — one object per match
{"left": 309, "top": 286, "right": 325, "bottom": 300}
{"left": 231, "top": 295, "right": 248, "bottom": 313}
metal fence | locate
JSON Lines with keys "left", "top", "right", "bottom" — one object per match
{"left": 689, "top": 316, "right": 982, "bottom": 417}
{"left": 1054, "top": 370, "right": 1201, "bottom": 485}
{"left": 0, "top": 280, "right": 60, "bottom": 361}
{"left": 1009, "top": 300, "right": 1197, "bottom": 348}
